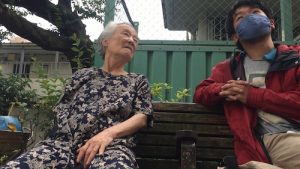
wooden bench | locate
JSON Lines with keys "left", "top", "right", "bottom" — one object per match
{"left": 134, "top": 102, "right": 234, "bottom": 169}
{"left": 0, "top": 131, "right": 31, "bottom": 161}
{"left": 0, "top": 102, "right": 234, "bottom": 169}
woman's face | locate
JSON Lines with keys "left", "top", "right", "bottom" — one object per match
{"left": 103, "top": 24, "right": 138, "bottom": 62}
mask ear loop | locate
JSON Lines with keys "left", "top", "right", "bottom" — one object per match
{"left": 232, "top": 45, "right": 245, "bottom": 58}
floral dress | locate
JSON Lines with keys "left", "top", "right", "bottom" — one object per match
{"left": 2, "top": 68, "right": 153, "bottom": 169}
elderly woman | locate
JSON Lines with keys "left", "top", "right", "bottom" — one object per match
{"left": 2, "top": 22, "right": 153, "bottom": 169}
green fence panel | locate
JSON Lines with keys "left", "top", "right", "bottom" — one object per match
{"left": 168, "top": 51, "right": 187, "bottom": 101}
{"left": 149, "top": 51, "right": 168, "bottom": 84}
{"left": 208, "top": 52, "right": 227, "bottom": 76}
{"left": 130, "top": 51, "right": 148, "bottom": 76}
{"left": 188, "top": 51, "right": 207, "bottom": 102}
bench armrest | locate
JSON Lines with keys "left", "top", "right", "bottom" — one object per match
{"left": 176, "top": 130, "right": 197, "bottom": 169}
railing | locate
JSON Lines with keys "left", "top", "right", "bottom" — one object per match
{"left": 0, "top": 61, "right": 72, "bottom": 78}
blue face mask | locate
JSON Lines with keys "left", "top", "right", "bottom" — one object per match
{"left": 236, "top": 14, "right": 271, "bottom": 41}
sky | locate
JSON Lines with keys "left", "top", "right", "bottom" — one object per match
{"left": 10, "top": 0, "right": 187, "bottom": 41}
{"left": 114, "top": 0, "right": 187, "bottom": 40}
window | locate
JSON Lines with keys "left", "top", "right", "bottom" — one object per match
{"left": 207, "top": 16, "right": 228, "bottom": 41}
{"left": 13, "top": 64, "right": 31, "bottom": 78}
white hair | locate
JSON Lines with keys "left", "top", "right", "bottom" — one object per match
{"left": 98, "top": 22, "right": 136, "bottom": 58}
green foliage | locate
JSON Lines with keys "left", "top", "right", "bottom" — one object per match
{"left": 30, "top": 60, "right": 67, "bottom": 137}
{"left": 150, "top": 83, "right": 172, "bottom": 101}
{"left": 150, "top": 83, "right": 190, "bottom": 102}
{"left": 71, "top": 33, "right": 84, "bottom": 69}
{"left": 70, "top": 33, "right": 95, "bottom": 69}
{"left": 0, "top": 70, "right": 36, "bottom": 116}
{"left": 171, "top": 88, "right": 190, "bottom": 102}
{"left": 72, "top": 0, "right": 106, "bottom": 22}
{"left": 0, "top": 27, "right": 12, "bottom": 43}
{"left": 0, "top": 155, "right": 8, "bottom": 166}
{"left": 32, "top": 77, "right": 66, "bottom": 135}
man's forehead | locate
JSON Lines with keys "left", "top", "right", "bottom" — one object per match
{"left": 234, "top": 6, "right": 262, "bottom": 15}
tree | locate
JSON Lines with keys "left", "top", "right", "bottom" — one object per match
{"left": 0, "top": 0, "right": 107, "bottom": 71}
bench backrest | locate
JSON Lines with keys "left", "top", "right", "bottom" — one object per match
{"left": 134, "top": 102, "right": 234, "bottom": 169}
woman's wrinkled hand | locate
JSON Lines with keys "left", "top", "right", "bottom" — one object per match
{"left": 76, "top": 129, "right": 114, "bottom": 169}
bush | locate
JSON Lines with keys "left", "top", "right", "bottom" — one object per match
{"left": 0, "top": 70, "right": 36, "bottom": 116}
{"left": 27, "top": 60, "right": 67, "bottom": 138}
{"left": 150, "top": 83, "right": 190, "bottom": 102}
{"left": 31, "top": 77, "right": 67, "bottom": 137}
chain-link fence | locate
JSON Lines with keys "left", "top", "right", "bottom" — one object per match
{"left": 106, "top": 0, "right": 300, "bottom": 42}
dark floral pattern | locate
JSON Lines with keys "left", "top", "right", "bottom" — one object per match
{"left": 2, "top": 68, "right": 153, "bottom": 169}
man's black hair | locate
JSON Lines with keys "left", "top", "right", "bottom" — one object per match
{"left": 226, "top": 0, "right": 274, "bottom": 39}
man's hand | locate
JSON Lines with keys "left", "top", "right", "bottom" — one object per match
{"left": 76, "top": 129, "right": 114, "bottom": 169}
{"left": 219, "top": 80, "right": 249, "bottom": 103}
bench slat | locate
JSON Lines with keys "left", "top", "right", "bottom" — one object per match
{"left": 155, "top": 112, "right": 227, "bottom": 124}
{"left": 136, "top": 158, "right": 179, "bottom": 169}
{"left": 134, "top": 145, "right": 233, "bottom": 160}
{"left": 0, "top": 131, "right": 30, "bottom": 154}
{"left": 136, "top": 133, "right": 233, "bottom": 148}
{"left": 196, "top": 147, "right": 234, "bottom": 160}
{"left": 153, "top": 102, "right": 222, "bottom": 113}
{"left": 142, "top": 123, "right": 232, "bottom": 136}
{"left": 137, "top": 158, "right": 220, "bottom": 169}
{"left": 134, "top": 145, "right": 176, "bottom": 158}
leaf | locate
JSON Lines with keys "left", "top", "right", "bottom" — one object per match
{"left": 71, "top": 47, "right": 80, "bottom": 52}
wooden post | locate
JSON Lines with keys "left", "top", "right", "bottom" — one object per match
{"left": 176, "top": 130, "right": 197, "bottom": 169}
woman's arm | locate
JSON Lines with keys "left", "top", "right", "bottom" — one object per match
{"left": 76, "top": 113, "right": 147, "bottom": 168}
{"left": 77, "top": 74, "right": 152, "bottom": 169}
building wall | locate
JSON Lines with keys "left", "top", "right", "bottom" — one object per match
{"left": 0, "top": 43, "right": 72, "bottom": 78}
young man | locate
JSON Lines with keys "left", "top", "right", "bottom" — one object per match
{"left": 193, "top": 0, "right": 300, "bottom": 168}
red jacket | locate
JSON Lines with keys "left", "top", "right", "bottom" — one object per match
{"left": 193, "top": 44, "right": 300, "bottom": 165}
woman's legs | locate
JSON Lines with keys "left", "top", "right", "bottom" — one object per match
{"left": 89, "top": 145, "right": 138, "bottom": 169}
{"left": 1, "top": 143, "right": 70, "bottom": 169}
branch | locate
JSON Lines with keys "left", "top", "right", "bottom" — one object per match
{"left": 0, "top": 0, "right": 94, "bottom": 70}
{"left": 2, "top": 0, "right": 58, "bottom": 25}
{"left": 58, "top": 0, "right": 72, "bottom": 10}
{"left": 0, "top": 2, "right": 72, "bottom": 52}
{"left": 1, "top": 0, "right": 86, "bottom": 35}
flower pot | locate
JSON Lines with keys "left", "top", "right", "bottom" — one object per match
{"left": 0, "top": 116, "right": 22, "bottom": 132}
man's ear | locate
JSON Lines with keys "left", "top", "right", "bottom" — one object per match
{"left": 231, "top": 34, "right": 239, "bottom": 43}
{"left": 270, "top": 19, "right": 275, "bottom": 30}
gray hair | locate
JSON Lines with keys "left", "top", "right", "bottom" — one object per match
{"left": 98, "top": 22, "right": 136, "bottom": 58}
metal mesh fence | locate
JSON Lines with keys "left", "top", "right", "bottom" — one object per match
{"left": 292, "top": 0, "right": 300, "bottom": 41}
{"left": 106, "top": 0, "right": 300, "bottom": 42}
{"left": 113, "top": 0, "right": 188, "bottom": 40}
